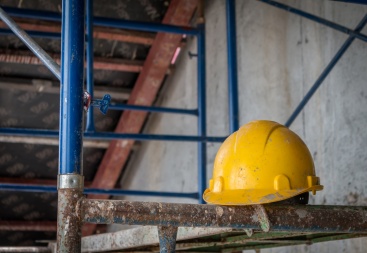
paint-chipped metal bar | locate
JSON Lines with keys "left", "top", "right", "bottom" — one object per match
{"left": 158, "top": 226, "right": 178, "bottom": 253}
{"left": 226, "top": 0, "right": 240, "bottom": 133}
{"left": 285, "top": 14, "right": 367, "bottom": 127}
{"left": 82, "top": 199, "right": 367, "bottom": 233}
{"left": 0, "top": 128, "right": 227, "bottom": 143}
{"left": 57, "top": 0, "right": 85, "bottom": 251}
{"left": 0, "top": 7, "right": 61, "bottom": 80}
{"left": 197, "top": 22, "right": 207, "bottom": 204}
{"left": 258, "top": 0, "right": 367, "bottom": 43}
{"left": 109, "top": 103, "right": 198, "bottom": 115}
{"left": 3, "top": 6, "right": 199, "bottom": 35}
{"left": 58, "top": 187, "right": 83, "bottom": 252}
{"left": 0, "top": 183, "right": 199, "bottom": 199}
{"left": 59, "top": 0, "right": 85, "bottom": 175}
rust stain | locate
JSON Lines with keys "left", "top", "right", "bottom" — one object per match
{"left": 158, "top": 226, "right": 178, "bottom": 252}
{"left": 82, "top": 199, "right": 367, "bottom": 233}
{"left": 57, "top": 189, "right": 83, "bottom": 252}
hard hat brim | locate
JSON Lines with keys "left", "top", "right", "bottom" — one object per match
{"left": 203, "top": 185, "right": 323, "bottom": 205}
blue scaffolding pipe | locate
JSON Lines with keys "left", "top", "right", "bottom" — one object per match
{"left": 0, "top": 28, "right": 60, "bottom": 39}
{"left": 259, "top": 0, "right": 367, "bottom": 43}
{"left": 109, "top": 103, "right": 198, "bottom": 115}
{"left": 59, "top": 0, "right": 85, "bottom": 174}
{"left": 226, "top": 0, "right": 240, "bottom": 133}
{"left": 87, "top": 132, "right": 225, "bottom": 142}
{"left": 197, "top": 24, "right": 207, "bottom": 204}
{"left": 3, "top": 6, "right": 199, "bottom": 35}
{"left": 86, "top": 0, "right": 95, "bottom": 132}
{"left": 0, "top": 184, "right": 199, "bottom": 199}
{"left": 0, "top": 128, "right": 227, "bottom": 143}
{"left": 285, "top": 14, "right": 367, "bottom": 127}
{"left": 94, "top": 17, "right": 199, "bottom": 35}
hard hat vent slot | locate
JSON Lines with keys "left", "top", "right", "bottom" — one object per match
{"left": 274, "top": 174, "right": 291, "bottom": 191}
{"left": 213, "top": 176, "right": 224, "bottom": 193}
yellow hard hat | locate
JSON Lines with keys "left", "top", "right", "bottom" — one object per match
{"left": 203, "top": 120, "right": 323, "bottom": 205}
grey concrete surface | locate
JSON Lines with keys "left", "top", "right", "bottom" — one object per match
{"left": 113, "top": 0, "right": 367, "bottom": 252}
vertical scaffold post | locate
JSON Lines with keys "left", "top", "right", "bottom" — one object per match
{"left": 226, "top": 0, "right": 239, "bottom": 133}
{"left": 157, "top": 226, "right": 178, "bottom": 253}
{"left": 86, "top": 0, "right": 95, "bottom": 132}
{"left": 57, "top": 0, "right": 85, "bottom": 252}
{"left": 197, "top": 4, "right": 207, "bottom": 204}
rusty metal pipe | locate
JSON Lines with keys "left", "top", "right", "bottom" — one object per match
{"left": 82, "top": 199, "right": 367, "bottom": 233}
{"left": 57, "top": 188, "right": 83, "bottom": 253}
{"left": 158, "top": 226, "right": 178, "bottom": 253}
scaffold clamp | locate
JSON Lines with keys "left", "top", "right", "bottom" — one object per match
{"left": 84, "top": 92, "right": 111, "bottom": 115}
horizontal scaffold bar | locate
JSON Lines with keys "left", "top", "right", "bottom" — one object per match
{"left": 109, "top": 103, "right": 198, "bottom": 115}
{"left": 82, "top": 199, "right": 367, "bottom": 233}
{"left": 0, "top": 128, "right": 227, "bottom": 142}
{"left": 3, "top": 7, "right": 199, "bottom": 35}
{"left": 0, "top": 28, "right": 60, "bottom": 39}
{"left": 0, "top": 183, "right": 199, "bottom": 199}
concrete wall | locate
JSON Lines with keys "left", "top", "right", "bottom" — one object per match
{"left": 116, "top": 0, "right": 367, "bottom": 251}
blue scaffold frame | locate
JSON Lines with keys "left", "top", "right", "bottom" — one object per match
{"left": 0, "top": 0, "right": 366, "bottom": 251}
{"left": 0, "top": 0, "right": 364, "bottom": 202}
{"left": 0, "top": 1, "right": 226, "bottom": 202}
{"left": 0, "top": 0, "right": 365, "bottom": 199}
